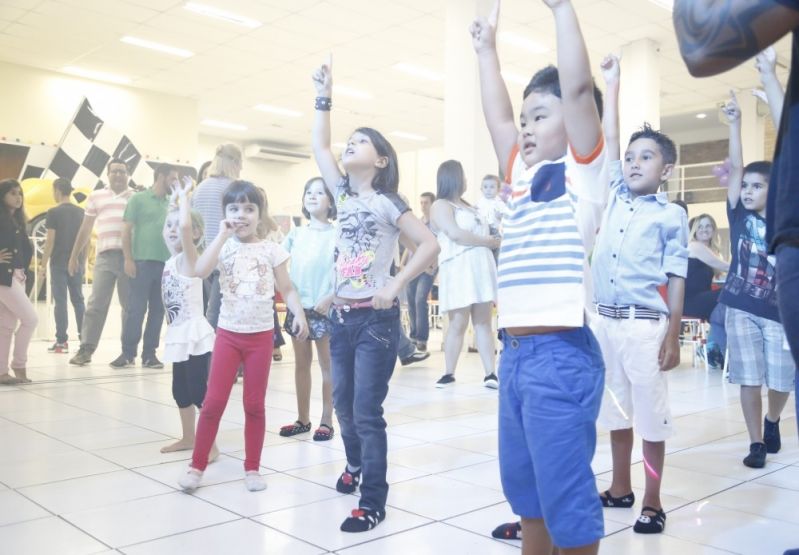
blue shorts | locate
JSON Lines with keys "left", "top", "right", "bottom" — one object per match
{"left": 498, "top": 326, "right": 605, "bottom": 548}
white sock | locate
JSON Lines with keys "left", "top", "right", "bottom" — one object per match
{"left": 244, "top": 471, "right": 266, "bottom": 491}
{"left": 178, "top": 467, "right": 202, "bottom": 493}
{"left": 346, "top": 464, "right": 361, "bottom": 474}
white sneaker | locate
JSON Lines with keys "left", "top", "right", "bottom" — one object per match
{"left": 244, "top": 471, "right": 266, "bottom": 492}
{"left": 178, "top": 468, "right": 202, "bottom": 492}
{"left": 483, "top": 373, "right": 499, "bottom": 389}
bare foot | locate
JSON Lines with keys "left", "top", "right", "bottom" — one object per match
{"left": 160, "top": 439, "right": 194, "bottom": 453}
{"left": 208, "top": 444, "right": 220, "bottom": 463}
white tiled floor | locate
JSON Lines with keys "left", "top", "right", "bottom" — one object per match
{"left": 1, "top": 315, "right": 798, "bottom": 554}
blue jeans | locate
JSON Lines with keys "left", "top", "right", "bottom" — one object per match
{"left": 50, "top": 265, "right": 84, "bottom": 344}
{"left": 776, "top": 244, "right": 799, "bottom": 439}
{"left": 708, "top": 303, "right": 727, "bottom": 353}
{"left": 121, "top": 260, "right": 165, "bottom": 359}
{"left": 406, "top": 272, "right": 434, "bottom": 342}
{"left": 330, "top": 304, "right": 399, "bottom": 511}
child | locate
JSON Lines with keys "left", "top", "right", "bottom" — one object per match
{"left": 311, "top": 55, "right": 439, "bottom": 532}
{"left": 159, "top": 178, "right": 217, "bottom": 456}
{"left": 475, "top": 174, "right": 509, "bottom": 240}
{"left": 720, "top": 91, "right": 795, "bottom": 469}
{"left": 278, "top": 177, "right": 337, "bottom": 441}
{"left": 38, "top": 178, "right": 86, "bottom": 354}
{"left": 177, "top": 180, "right": 308, "bottom": 492}
{"left": 0, "top": 179, "right": 37, "bottom": 384}
{"left": 471, "top": 0, "right": 607, "bottom": 552}
{"left": 592, "top": 54, "right": 688, "bottom": 535}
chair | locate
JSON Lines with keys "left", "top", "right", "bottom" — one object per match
{"left": 679, "top": 317, "right": 710, "bottom": 371}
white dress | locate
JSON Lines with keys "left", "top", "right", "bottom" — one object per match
{"left": 437, "top": 202, "right": 497, "bottom": 313}
{"left": 161, "top": 254, "right": 215, "bottom": 363}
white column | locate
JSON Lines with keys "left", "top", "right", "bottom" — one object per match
{"left": 619, "top": 39, "right": 661, "bottom": 147}
{"left": 738, "top": 91, "right": 766, "bottom": 164}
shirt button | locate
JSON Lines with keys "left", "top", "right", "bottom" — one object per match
{"left": 629, "top": 207, "right": 633, "bottom": 212}
{"left": 612, "top": 254, "right": 617, "bottom": 258}
{"left": 610, "top": 279, "right": 614, "bottom": 283}
{"left": 619, "top": 229, "right": 623, "bottom": 233}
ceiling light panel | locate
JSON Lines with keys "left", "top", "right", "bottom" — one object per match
{"left": 183, "top": 2, "right": 262, "bottom": 28}
{"left": 120, "top": 36, "right": 194, "bottom": 58}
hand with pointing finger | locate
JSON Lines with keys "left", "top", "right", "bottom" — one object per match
{"left": 312, "top": 53, "right": 333, "bottom": 97}
{"left": 469, "top": 0, "right": 500, "bottom": 54}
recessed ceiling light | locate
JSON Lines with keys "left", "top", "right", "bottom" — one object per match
{"left": 121, "top": 36, "right": 193, "bottom": 58}
{"left": 184, "top": 2, "right": 261, "bottom": 28}
{"left": 393, "top": 62, "right": 443, "bottom": 82}
{"left": 62, "top": 66, "right": 131, "bottom": 85}
{"left": 333, "top": 85, "right": 373, "bottom": 100}
{"left": 501, "top": 70, "right": 530, "bottom": 86}
{"left": 254, "top": 104, "right": 303, "bottom": 117}
{"left": 389, "top": 131, "right": 428, "bottom": 142}
{"left": 201, "top": 119, "right": 247, "bottom": 131}
{"left": 696, "top": 113, "right": 707, "bottom": 119}
{"left": 498, "top": 32, "right": 548, "bottom": 54}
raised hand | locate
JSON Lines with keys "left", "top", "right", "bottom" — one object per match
{"left": 600, "top": 53, "right": 620, "bottom": 84}
{"left": 751, "top": 88, "right": 769, "bottom": 104}
{"left": 721, "top": 90, "right": 741, "bottom": 124}
{"left": 312, "top": 53, "right": 333, "bottom": 96}
{"left": 755, "top": 46, "right": 777, "bottom": 76}
{"left": 469, "top": 0, "right": 499, "bottom": 53}
{"left": 218, "top": 219, "right": 238, "bottom": 239}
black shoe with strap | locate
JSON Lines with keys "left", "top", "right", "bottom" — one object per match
{"left": 599, "top": 490, "right": 635, "bottom": 508}
{"left": 340, "top": 507, "right": 385, "bottom": 533}
{"left": 336, "top": 467, "right": 361, "bottom": 494}
{"left": 633, "top": 506, "right": 666, "bottom": 534}
{"left": 491, "top": 522, "right": 521, "bottom": 540}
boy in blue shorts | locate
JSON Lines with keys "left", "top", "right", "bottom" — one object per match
{"left": 471, "top": 0, "right": 607, "bottom": 552}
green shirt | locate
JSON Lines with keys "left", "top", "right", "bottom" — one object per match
{"left": 123, "top": 189, "right": 170, "bottom": 262}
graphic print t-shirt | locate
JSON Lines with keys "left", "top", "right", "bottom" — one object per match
{"left": 719, "top": 202, "right": 780, "bottom": 322}
{"left": 333, "top": 182, "right": 409, "bottom": 300}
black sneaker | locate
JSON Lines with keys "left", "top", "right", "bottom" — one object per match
{"left": 764, "top": 416, "right": 781, "bottom": 454}
{"left": 336, "top": 467, "right": 361, "bottom": 494}
{"left": 483, "top": 373, "right": 499, "bottom": 389}
{"left": 416, "top": 342, "right": 427, "bottom": 352}
{"left": 435, "top": 374, "right": 455, "bottom": 388}
{"left": 743, "top": 442, "right": 767, "bottom": 468}
{"left": 69, "top": 347, "right": 92, "bottom": 366}
{"left": 400, "top": 350, "right": 430, "bottom": 366}
{"left": 340, "top": 507, "right": 385, "bottom": 533}
{"left": 48, "top": 342, "right": 68, "bottom": 354}
{"left": 142, "top": 356, "right": 164, "bottom": 369}
{"left": 109, "top": 354, "right": 135, "bottom": 369}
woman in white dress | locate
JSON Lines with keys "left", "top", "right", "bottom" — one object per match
{"left": 431, "top": 160, "right": 500, "bottom": 389}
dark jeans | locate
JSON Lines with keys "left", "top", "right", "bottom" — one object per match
{"left": 406, "top": 272, "right": 435, "bottom": 342}
{"left": 776, "top": 244, "right": 799, "bottom": 439}
{"left": 708, "top": 303, "right": 727, "bottom": 353}
{"left": 330, "top": 304, "right": 399, "bottom": 511}
{"left": 50, "top": 265, "right": 85, "bottom": 343}
{"left": 397, "top": 328, "right": 416, "bottom": 360}
{"left": 121, "top": 260, "right": 165, "bottom": 359}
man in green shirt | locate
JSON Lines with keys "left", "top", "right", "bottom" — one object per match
{"left": 111, "top": 163, "right": 176, "bottom": 369}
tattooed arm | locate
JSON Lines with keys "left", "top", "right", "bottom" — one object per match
{"left": 674, "top": 0, "right": 799, "bottom": 77}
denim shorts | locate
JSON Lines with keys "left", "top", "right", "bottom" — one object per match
{"left": 498, "top": 326, "right": 605, "bottom": 548}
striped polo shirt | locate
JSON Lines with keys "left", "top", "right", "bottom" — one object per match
{"left": 497, "top": 139, "right": 608, "bottom": 328}
{"left": 83, "top": 187, "right": 133, "bottom": 254}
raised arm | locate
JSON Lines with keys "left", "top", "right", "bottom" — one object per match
{"left": 431, "top": 201, "right": 500, "bottom": 249}
{"left": 600, "top": 54, "right": 621, "bottom": 161}
{"left": 68, "top": 214, "right": 95, "bottom": 276}
{"left": 175, "top": 178, "right": 199, "bottom": 276}
{"left": 674, "top": 0, "right": 799, "bottom": 77}
{"left": 195, "top": 220, "right": 233, "bottom": 279}
{"left": 545, "top": 0, "right": 602, "bottom": 157}
{"left": 754, "top": 47, "right": 785, "bottom": 128}
{"left": 688, "top": 241, "right": 730, "bottom": 273}
{"left": 722, "top": 91, "right": 744, "bottom": 208}
{"left": 311, "top": 55, "right": 344, "bottom": 194}
{"left": 470, "top": 0, "right": 519, "bottom": 168}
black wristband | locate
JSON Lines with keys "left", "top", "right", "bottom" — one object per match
{"left": 315, "top": 96, "right": 332, "bottom": 111}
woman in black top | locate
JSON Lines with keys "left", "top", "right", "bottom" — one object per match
{"left": 0, "top": 179, "right": 37, "bottom": 384}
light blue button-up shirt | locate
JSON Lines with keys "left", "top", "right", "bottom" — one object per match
{"left": 592, "top": 161, "right": 688, "bottom": 314}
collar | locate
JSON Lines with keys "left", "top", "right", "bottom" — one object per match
{"left": 618, "top": 181, "right": 668, "bottom": 205}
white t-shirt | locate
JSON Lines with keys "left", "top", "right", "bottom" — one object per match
{"left": 476, "top": 196, "right": 510, "bottom": 229}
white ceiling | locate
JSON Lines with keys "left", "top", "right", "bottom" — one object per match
{"left": 0, "top": 0, "right": 791, "bottom": 151}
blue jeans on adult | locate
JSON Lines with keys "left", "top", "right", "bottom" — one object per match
{"left": 50, "top": 265, "right": 85, "bottom": 344}
{"left": 708, "top": 303, "right": 727, "bottom": 353}
{"left": 776, "top": 244, "right": 799, "bottom": 440}
{"left": 121, "top": 260, "right": 165, "bottom": 360}
{"left": 330, "top": 304, "right": 399, "bottom": 512}
{"left": 406, "top": 271, "right": 435, "bottom": 343}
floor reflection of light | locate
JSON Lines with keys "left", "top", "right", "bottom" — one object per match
{"left": 605, "top": 387, "right": 629, "bottom": 420}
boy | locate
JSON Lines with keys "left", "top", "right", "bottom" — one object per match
{"left": 39, "top": 178, "right": 86, "bottom": 354}
{"left": 719, "top": 91, "right": 795, "bottom": 469}
{"left": 471, "top": 0, "right": 607, "bottom": 552}
{"left": 591, "top": 54, "right": 688, "bottom": 535}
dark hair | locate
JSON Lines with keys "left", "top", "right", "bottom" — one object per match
{"left": 222, "top": 180, "right": 263, "bottom": 217}
{"left": 53, "top": 177, "right": 73, "bottom": 196}
{"left": 343, "top": 127, "right": 399, "bottom": 195}
{"left": 301, "top": 177, "right": 337, "bottom": 220}
{"left": 523, "top": 65, "right": 604, "bottom": 120}
{"left": 197, "top": 160, "right": 212, "bottom": 182}
{"left": 0, "top": 179, "right": 27, "bottom": 231}
{"left": 628, "top": 123, "right": 678, "bottom": 166}
{"left": 420, "top": 192, "right": 436, "bottom": 203}
{"left": 107, "top": 158, "right": 129, "bottom": 172}
{"left": 743, "top": 161, "right": 772, "bottom": 180}
{"left": 672, "top": 199, "right": 688, "bottom": 215}
{"left": 154, "top": 163, "right": 176, "bottom": 181}
{"left": 436, "top": 160, "right": 466, "bottom": 202}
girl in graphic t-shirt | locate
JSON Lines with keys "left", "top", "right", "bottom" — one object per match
{"left": 311, "top": 56, "right": 439, "bottom": 533}
{"left": 177, "top": 180, "right": 308, "bottom": 493}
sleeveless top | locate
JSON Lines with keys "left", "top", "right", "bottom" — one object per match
{"left": 685, "top": 257, "right": 714, "bottom": 300}
{"left": 437, "top": 202, "right": 489, "bottom": 265}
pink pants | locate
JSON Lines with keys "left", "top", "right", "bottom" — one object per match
{"left": 0, "top": 271, "right": 38, "bottom": 375}
{"left": 192, "top": 328, "right": 274, "bottom": 472}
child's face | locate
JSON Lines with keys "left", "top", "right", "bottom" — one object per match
{"left": 303, "top": 180, "right": 330, "bottom": 219}
{"left": 695, "top": 217, "right": 715, "bottom": 244}
{"left": 481, "top": 178, "right": 499, "bottom": 199}
{"left": 741, "top": 172, "right": 768, "bottom": 213}
{"left": 225, "top": 201, "right": 260, "bottom": 241}
{"left": 3, "top": 186, "right": 22, "bottom": 211}
{"left": 162, "top": 212, "right": 182, "bottom": 254}
{"left": 517, "top": 91, "right": 568, "bottom": 168}
{"left": 341, "top": 131, "right": 386, "bottom": 173}
{"left": 623, "top": 138, "right": 673, "bottom": 196}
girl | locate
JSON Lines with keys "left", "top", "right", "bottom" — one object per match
{"left": 257, "top": 207, "right": 287, "bottom": 362}
{"left": 278, "top": 177, "right": 337, "bottom": 441}
{"left": 0, "top": 179, "right": 37, "bottom": 385}
{"left": 178, "top": 180, "right": 308, "bottom": 493}
{"left": 430, "top": 161, "right": 500, "bottom": 389}
{"left": 159, "top": 178, "right": 217, "bottom": 456}
{"left": 311, "top": 56, "right": 439, "bottom": 533}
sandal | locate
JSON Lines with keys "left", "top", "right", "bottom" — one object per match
{"left": 599, "top": 489, "right": 635, "bottom": 508}
{"left": 633, "top": 506, "right": 666, "bottom": 534}
{"left": 279, "top": 420, "right": 311, "bottom": 437}
{"left": 491, "top": 521, "right": 522, "bottom": 540}
{"left": 272, "top": 351, "right": 283, "bottom": 362}
{"left": 313, "top": 424, "right": 335, "bottom": 441}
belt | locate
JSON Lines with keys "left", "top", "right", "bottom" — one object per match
{"left": 331, "top": 299, "right": 398, "bottom": 323}
{"left": 595, "top": 303, "right": 662, "bottom": 320}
